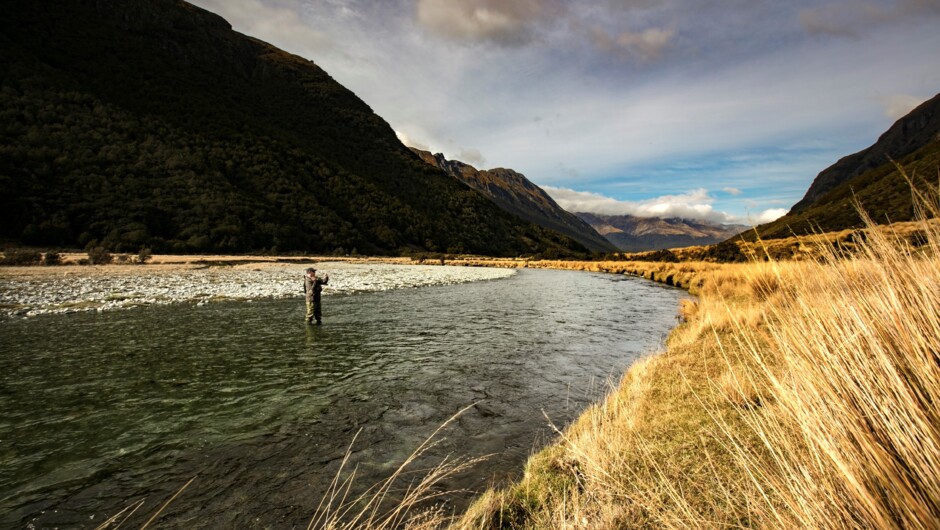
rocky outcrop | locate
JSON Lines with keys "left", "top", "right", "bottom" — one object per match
{"left": 410, "top": 149, "right": 617, "bottom": 253}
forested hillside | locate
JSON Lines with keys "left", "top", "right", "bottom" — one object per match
{"left": 0, "top": 0, "right": 585, "bottom": 257}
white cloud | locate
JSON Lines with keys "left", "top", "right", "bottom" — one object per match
{"left": 395, "top": 131, "right": 486, "bottom": 167}
{"left": 879, "top": 93, "right": 926, "bottom": 120}
{"left": 751, "top": 208, "right": 788, "bottom": 224}
{"left": 395, "top": 130, "right": 429, "bottom": 151}
{"left": 723, "top": 187, "right": 743, "bottom": 196}
{"left": 544, "top": 186, "right": 741, "bottom": 224}
{"left": 457, "top": 147, "right": 487, "bottom": 167}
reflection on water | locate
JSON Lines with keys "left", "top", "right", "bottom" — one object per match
{"left": 0, "top": 268, "right": 687, "bottom": 528}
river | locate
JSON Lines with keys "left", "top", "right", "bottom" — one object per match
{"left": 0, "top": 264, "right": 687, "bottom": 528}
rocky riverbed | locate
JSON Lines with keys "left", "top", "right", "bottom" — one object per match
{"left": 0, "top": 262, "right": 515, "bottom": 318}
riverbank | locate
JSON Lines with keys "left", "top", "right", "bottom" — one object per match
{"left": 4, "top": 223, "right": 938, "bottom": 528}
{"left": 0, "top": 258, "right": 511, "bottom": 318}
{"left": 446, "top": 219, "right": 940, "bottom": 529}
{"left": 0, "top": 250, "right": 713, "bottom": 319}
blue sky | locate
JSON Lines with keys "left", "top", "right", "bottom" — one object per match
{"left": 190, "top": 0, "right": 940, "bottom": 225}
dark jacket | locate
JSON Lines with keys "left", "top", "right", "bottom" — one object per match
{"left": 304, "top": 274, "right": 328, "bottom": 302}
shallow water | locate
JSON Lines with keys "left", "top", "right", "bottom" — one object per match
{"left": 0, "top": 267, "right": 687, "bottom": 528}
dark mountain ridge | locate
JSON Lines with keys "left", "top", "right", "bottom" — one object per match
{"left": 754, "top": 91, "right": 940, "bottom": 239}
{"left": 410, "top": 149, "right": 617, "bottom": 253}
{"left": 791, "top": 92, "right": 940, "bottom": 213}
{"left": 0, "top": 0, "right": 584, "bottom": 256}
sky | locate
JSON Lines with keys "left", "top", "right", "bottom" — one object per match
{"left": 189, "top": 0, "right": 940, "bottom": 226}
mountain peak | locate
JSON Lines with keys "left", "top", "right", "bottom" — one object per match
{"left": 410, "top": 149, "right": 617, "bottom": 253}
{"left": 576, "top": 213, "right": 747, "bottom": 252}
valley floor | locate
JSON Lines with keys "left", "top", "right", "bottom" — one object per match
{"left": 3, "top": 219, "right": 938, "bottom": 529}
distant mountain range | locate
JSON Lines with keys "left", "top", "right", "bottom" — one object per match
{"left": 575, "top": 213, "right": 748, "bottom": 252}
{"left": 410, "top": 148, "right": 751, "bottom": 253}
{"left": 755, "top": 91, "right": 940, "bottom": 239}
{"left": 410, "top": 149, "right": 617, "bottom": 253}
{"left": 412, "top": 88, "right": 940, "bottom": 252}
{"left": 0, "top": 0, "right": 586, "bottom": 257}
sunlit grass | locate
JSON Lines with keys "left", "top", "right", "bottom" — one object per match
{"left": 452, "top": 182, "right": 940, "bottom": 528}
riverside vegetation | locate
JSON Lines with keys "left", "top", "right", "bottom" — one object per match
{"left": 299, "top": 194, "right": 939, "bottom": 529}
{"left": 11, "top": 204, "right": 937, "bottom": 529}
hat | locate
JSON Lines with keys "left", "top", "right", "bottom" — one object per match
{"left": 305, "top": 267, "right": 316, "bottom": 273}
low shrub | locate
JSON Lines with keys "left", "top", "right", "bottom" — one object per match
{"left": 87, "top": 247, "right": 113, "bottom": 265}
{"left": 43, "top": 250, "right": 63, "bottom": 266}
{"left": 1, "top": 248, "right": 43, "bottom": 266}
{"left": 137, "top": 247, "right": 153, "bottom": 264}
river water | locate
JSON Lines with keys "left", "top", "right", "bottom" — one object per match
{"left": 0, "top": 266, "right": 686, "bottom": 528}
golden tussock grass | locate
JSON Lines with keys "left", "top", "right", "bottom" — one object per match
{"left": 449, "top": 183, "right": 940, "bottom": 528}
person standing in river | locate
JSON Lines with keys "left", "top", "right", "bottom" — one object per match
{"left": 303, "top": 267, "right": 329, "bottom": 324}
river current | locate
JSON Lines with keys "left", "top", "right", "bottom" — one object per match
{"left": 0, "top": 265, "right": 686, "bottom": 528}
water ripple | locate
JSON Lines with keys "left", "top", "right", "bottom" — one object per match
{"left": 0, "top": 267, "right": 687, "bottom": 528}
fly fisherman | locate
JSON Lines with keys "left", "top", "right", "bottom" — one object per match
{"left": 303, "top": 267, "right": 329, "bottom": 324}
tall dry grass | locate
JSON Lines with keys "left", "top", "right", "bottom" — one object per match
{"left": 710, "top": 206, "right": 940, "bottom": 529}
{"left": 454, "top": 184, "right": 940, "bottom": 528}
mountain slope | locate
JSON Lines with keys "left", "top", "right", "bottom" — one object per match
{"left": 410, "top": 149, "right": 617, "bottom": 253}
{"left": 755, "top": 92, "right": 940, "bottom": 239}
{"left": 0, "top": 0, "right": 584, "bottom": 256}
{"left": 790, "top": 92, "right": 940, "bottom": 213}
{"left": 576, "top": 213, "right": 747, "bottom": 252}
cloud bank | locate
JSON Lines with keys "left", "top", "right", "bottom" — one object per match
{"left": 544, "top": 186, "right": 787, "bottom": 226}
{"left": 395, "top": 130, "right": 429, "bottom": 151}
{"left": 800, "top": 0, "right": 940, "bottom": 38}
{"left": 190, "top": 0, "right": 940, "bottom": 224}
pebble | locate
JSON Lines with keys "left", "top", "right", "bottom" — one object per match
{"left": 0, "top": 263, "right": 514, "bottom": 319}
